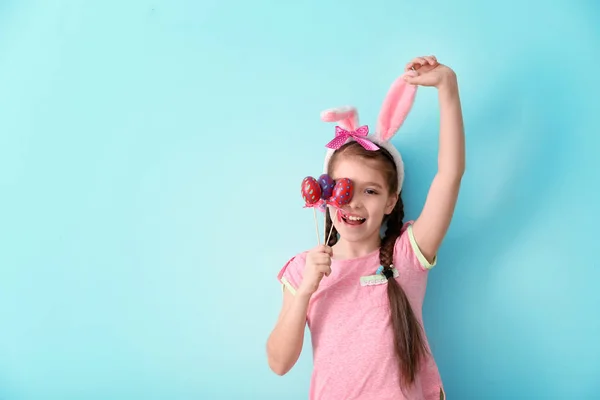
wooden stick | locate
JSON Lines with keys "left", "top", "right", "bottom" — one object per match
{"left": 313, "top": 207, "right": 320, "bottom": 245}
{"left": 323, "top": 210, "right": 327, "bottom": 245}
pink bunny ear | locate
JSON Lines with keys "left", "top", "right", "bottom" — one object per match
{"left": 376, "top": 71, "right": 418, "bottom": 142}
{"left": 320, "top": 106, "right": 359, "bottom": 131}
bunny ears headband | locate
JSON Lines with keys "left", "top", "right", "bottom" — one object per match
{"left": 321, "top": 70, "right": 418, "bottom": 193}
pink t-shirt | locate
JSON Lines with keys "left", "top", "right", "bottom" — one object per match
{"left": 277, "top": 222, "right": 445, "bottom": 400}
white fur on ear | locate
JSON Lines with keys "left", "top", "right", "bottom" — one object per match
{"left": 320, "top": 106, "right": 359, "bottom": 131}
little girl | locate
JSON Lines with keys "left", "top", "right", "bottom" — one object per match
{"left": 267, "top": 55, "right": 465, "bottom": 400}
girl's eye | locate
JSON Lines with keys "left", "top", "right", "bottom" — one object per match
{"left": 365, "top": 189, "right": 378, "bottom": 195}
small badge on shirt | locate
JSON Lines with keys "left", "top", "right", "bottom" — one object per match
{"left": 359, "top": 266, "right": 399, "bottom": 286}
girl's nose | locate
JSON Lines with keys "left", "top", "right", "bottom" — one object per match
{"left": 348, "top": 194, "right": 362, "bottom": 209}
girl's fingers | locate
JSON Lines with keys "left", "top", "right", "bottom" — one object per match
{"left": 315, "top": 254, "right": 332, "bottom": 265}
{"left": 405, "top": 57, "right": 427, "bottom": 71}
{"left": 315, "top": 244, "right": 332, "bottom": 255}
{"left": 405, "top": 55, "right": 438, "bottom": 71}
{"left": 403, "top": 74, "right": 420, "bottom": 84}
{"left": 423, "top": 55, "right": 437, "bottom": 65}
{"left": 319, "top": 265, "right": 332, "bottom": 277}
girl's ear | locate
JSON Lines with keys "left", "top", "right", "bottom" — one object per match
{"left": 320, "top": 106, "right": 359, "bottom": 131}
{"left": 385, "top": 192, "right": 399, "bottom": 215}
{"left": 375, "top": 71, "right": 418, "bottom": 142}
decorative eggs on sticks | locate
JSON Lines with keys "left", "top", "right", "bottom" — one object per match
{"left": 300, "top": 173, "right": 355, "bottom": 245}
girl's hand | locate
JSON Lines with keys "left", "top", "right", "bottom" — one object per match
{"left": 297, "top": 245, "right": 332, "bottom": 297}
{"left": 403, "top": 55, "right": 457, "bottom": 89}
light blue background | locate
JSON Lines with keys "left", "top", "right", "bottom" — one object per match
{"left": 1, "top": 0, "right": 599, "bottom": 399}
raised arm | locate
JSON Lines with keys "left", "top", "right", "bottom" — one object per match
{"left": 404, "top": 56, "right": 465, "bottom": 263}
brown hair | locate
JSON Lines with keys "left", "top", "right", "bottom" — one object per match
{"left": 324, "top": 141, "right": 429, "bottom": 388}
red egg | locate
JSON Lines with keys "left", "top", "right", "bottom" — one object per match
{"left": 329, "top": 178, "right": 354, "bottom": 206}
{"left": 301, "top": 176, "right": 322, "bottom": 205}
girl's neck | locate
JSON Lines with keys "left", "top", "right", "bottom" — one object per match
{"left": 333, "top": 235, "right": 381, "bottom": 260}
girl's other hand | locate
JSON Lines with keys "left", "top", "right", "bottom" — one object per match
{"left": 403, "top": 55, "right": 457, "bottom": 90}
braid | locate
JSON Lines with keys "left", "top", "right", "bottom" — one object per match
{"left": 379, "top": 194, "right": 429, "bottom": 389}
{"left": 379, "top": 195, "right": 405, "bottom": 268}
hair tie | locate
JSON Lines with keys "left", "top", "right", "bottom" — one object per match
{"left": 382, "top": 268, "right": 394, "bottom": 280}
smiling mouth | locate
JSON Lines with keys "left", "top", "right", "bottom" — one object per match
{"left": 340, "top": 213, "right": 366, "bottom": 226}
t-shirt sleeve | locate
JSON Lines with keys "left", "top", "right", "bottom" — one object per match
{"left": 394, "top": 221, "right": 437, "bottom": 271}
{"left": 276, "top": 253, "right": 306, "bottom": 295}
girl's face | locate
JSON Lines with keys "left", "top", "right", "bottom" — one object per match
{"left": 329, "top": 156, "right": 398, "bottom": 245}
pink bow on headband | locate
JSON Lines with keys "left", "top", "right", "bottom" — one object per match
{"left": 325, "top": 125, "right": 379, "bottom": 151}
